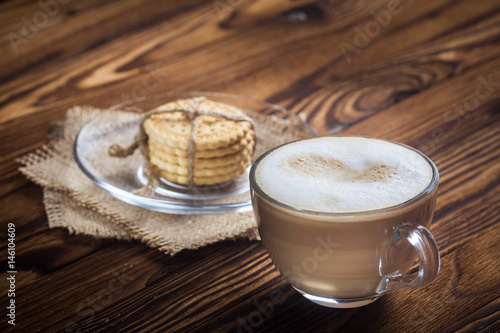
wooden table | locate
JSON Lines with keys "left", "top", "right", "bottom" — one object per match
{"left": 1, "top": 0, "right": 499, "bottom": 332}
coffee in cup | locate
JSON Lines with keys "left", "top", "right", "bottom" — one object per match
{"left": 249, "top": 136, "right": 440, "bottom": 308}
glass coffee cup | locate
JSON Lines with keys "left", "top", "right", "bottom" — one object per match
{"left": 249, "top": 136, "right": 440, "bottom": 308}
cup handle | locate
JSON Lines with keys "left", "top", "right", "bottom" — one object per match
{"left": 377, "top": 223, "right": 440, "bottom": 293}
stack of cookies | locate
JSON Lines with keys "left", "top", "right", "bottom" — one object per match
{"left": 143, "top": 98, "right": 255, "bottom": 186}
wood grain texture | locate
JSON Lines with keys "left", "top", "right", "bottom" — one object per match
{"left": 1, "top": 0, "right": 499, "bottom": 332}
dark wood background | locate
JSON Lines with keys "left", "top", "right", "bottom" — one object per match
{"left": 1, "top": 0, "right": 499, "bottom": 332}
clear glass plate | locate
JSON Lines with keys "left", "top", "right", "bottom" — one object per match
{"left": 74, "top": 91, "right": 317, "bottom": 214}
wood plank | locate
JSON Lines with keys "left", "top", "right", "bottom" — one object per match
{"left": 1, "top": 0, "right": 499, "bottom": 331}
{"left": 2, "top": 0, "right": 498, "bottom": 125}
{"left": 0, "top": 240, "right": 261, "bottom": 331}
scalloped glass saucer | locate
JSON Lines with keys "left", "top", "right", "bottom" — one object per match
{"left": 74, "top": 91, "right": 316, "bottom": 215}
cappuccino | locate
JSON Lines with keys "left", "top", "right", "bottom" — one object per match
{"left": 250, "top": 136, "right": 440, "bottom": 308}
{"left": 255, "top": 136, "right": 433, "bottom": 213}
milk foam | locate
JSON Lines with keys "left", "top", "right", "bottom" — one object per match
{"left": 255, "top": 137, "right": 434, "bottom": 213}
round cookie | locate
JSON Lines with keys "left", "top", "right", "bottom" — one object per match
{"left": 143, "top": 97, "right": 255, "bottom": 186}
{"left": 158, "top": 168, "right": 248, "bottom": 186}
{"left": 148, "top": 129, "right": 255, "bottom": 159}
{"left": 148, "top": 138, "right": 254, "bottom": 168}
{"left": 149, "top": 154, "right": 251, "bottom": 177}
{"left": 143, "top": 99, "right": 253, "bottom": 151}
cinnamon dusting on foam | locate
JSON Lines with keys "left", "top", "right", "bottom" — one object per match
{"left": 282, "top": 153, "right": 397, "bottom": 183}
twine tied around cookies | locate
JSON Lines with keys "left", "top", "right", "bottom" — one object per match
{"left": 108, "top": 97, "right": 255, "bottom": 189}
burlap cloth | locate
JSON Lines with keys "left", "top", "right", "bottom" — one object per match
{"left": 18, "top": 106, "right": 311, "bottom": 255}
